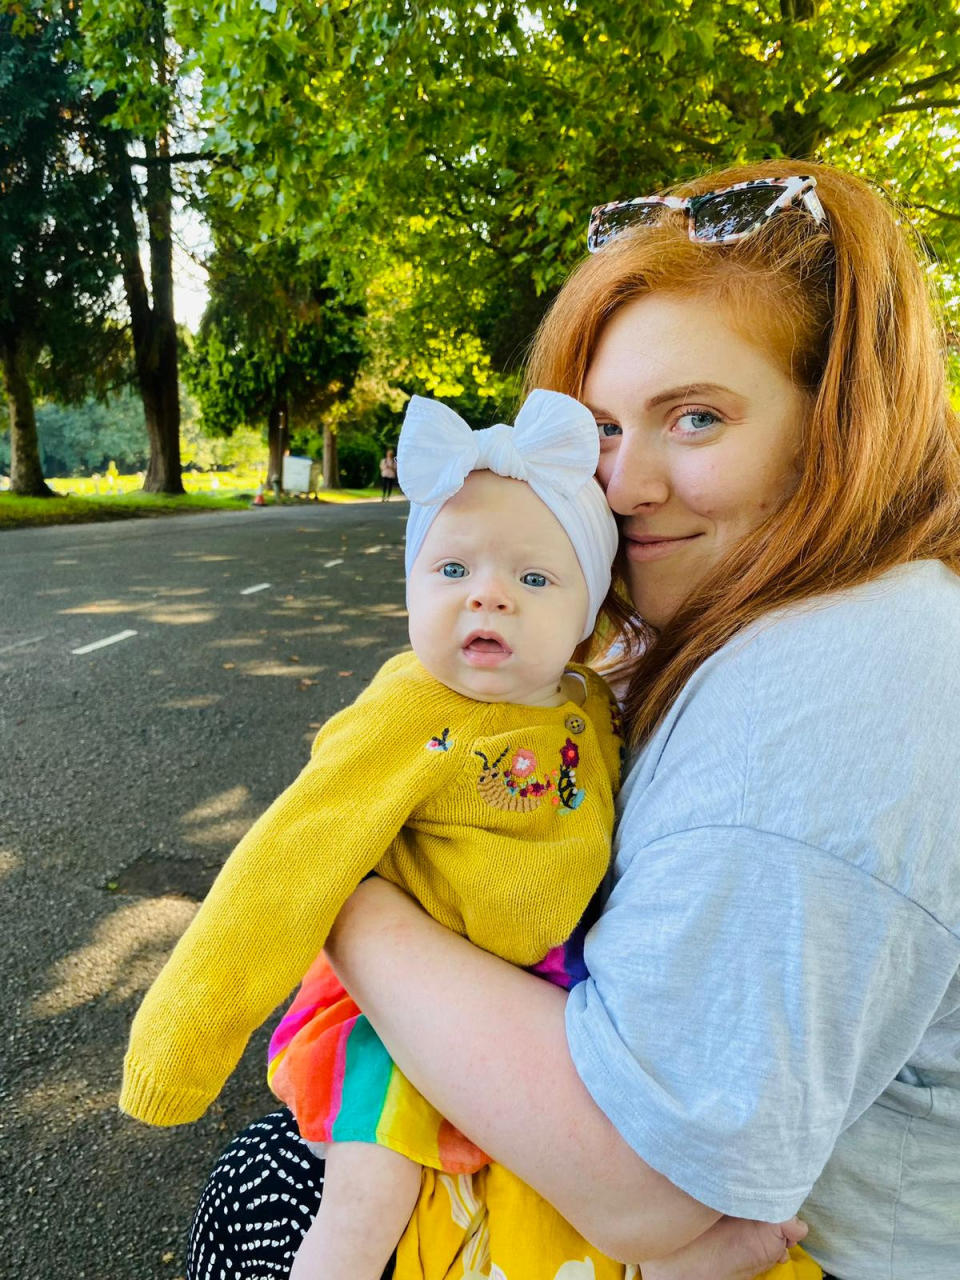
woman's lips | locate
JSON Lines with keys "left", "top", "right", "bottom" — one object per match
{"left": 462, "top": 632, "right": 513, "bottom": 667}
{"left": 624, "top": 534, "right": 703, "bottom": 562}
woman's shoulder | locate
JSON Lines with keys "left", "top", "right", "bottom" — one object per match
{"left": 743, "top": 560, "right": 960, "bottom": 663}
{"left": 621, "top": 562, "right": 960, "bottom": 922}
{"left": 689, "top": 560, "right": 960, "bottom": 764}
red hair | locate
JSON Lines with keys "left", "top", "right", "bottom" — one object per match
{"left": 525, "top": 160, "right": 960, "bottom": 745}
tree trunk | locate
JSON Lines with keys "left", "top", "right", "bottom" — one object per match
{"left": 266, "top": 399, "right": 288, "bottom": 487}
{"left": 102, "top": 92, "right": 183, "bottom": 494}
{"left": 0, "top": 336, "right": 53, "bottom": 497}
{"left": 322, "top": 423, "right": 340, "bottom": 489}
{"left": 140, "top": 121, "right": 183, "bottom": 494}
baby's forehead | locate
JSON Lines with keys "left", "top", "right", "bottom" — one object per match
{"left": 432, "top": 475, "right": 564, "bottom": 540}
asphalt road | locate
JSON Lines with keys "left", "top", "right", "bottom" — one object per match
{"left": 0, "top": 498, "right": 411, "bottom": 1279}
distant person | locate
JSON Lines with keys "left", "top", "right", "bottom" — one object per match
{"left": 380, "top": 447, "right": 398, "bottom": 499}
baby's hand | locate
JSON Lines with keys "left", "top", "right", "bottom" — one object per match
{"left": 641, "top": 1214, "right": 809, "bottom": 1280}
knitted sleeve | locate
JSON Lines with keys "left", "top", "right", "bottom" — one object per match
{"left": 119, "top": 655, "right": 468, "bottom": 1126}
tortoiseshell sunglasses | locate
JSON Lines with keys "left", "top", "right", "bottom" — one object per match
{"left": 587, "top": 175, "right": 829, "bottom": 253}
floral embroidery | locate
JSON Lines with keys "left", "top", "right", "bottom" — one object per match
{"left": 556, "top": 737, "right": 584, "bottom": 810}
{"left": 475, "top": 738, "right": 585, "bottom": 813}
{"left": 426, "top": 727, "right": 453, "bottom": 752}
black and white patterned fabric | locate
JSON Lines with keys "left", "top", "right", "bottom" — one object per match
{"left": 186, "top": 1108, "right": 325, "bottom": 1278}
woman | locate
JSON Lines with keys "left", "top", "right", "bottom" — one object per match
{"left": 186, "top": 160, "right": 960, "bottom": 1280}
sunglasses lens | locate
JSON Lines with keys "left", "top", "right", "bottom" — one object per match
{"left": 592, "top": 201, "right": 664, "bottom": 248}
{"left": 691, "top": 184, "right": 782, "bottom": 241}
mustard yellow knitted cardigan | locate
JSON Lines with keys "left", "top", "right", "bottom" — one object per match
{"left": 120, "top": 651, "right": 622, "bottom": 1127}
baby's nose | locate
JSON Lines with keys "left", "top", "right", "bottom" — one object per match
{"left": 467, "top": 579, "right": 513, "bottom": 612}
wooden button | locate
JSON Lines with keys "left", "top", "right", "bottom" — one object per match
{"left": 565, "top": 714, "right": 586, "bottom": 734}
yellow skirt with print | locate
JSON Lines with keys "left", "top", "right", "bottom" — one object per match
{"left": 394, "top": 1163, "right": 822, "bottom": 1280}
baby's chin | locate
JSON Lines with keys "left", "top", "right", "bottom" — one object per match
{"left": 414, "top": 650, "right": 565, "bottom": 706}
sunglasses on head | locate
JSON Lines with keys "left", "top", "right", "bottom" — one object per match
{"left": 587, "top": 175, "right": 829, "bottom": 253}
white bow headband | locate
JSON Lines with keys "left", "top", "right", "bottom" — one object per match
{"left": 398, "top": 389, "right": 619, "bottom": 642}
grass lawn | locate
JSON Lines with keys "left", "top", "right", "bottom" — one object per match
{"left": 0, "top": 485, "right": 382, "bottom": 530}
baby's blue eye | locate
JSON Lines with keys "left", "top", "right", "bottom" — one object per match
{"left": 598, "top": 422, "right": 621, "bottom": 438}
{"left": 441, "top": 562, "right": 467, "bottom": 578}
{"left": 521, "top": 572, "right": 548, "bottom": 588}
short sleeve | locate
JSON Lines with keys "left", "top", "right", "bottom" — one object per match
{"left": 566, "top": 825, "right": 960, "bottom": 1220}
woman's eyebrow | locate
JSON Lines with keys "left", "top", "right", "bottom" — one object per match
{"left": 583, "top": 383, "right": 743, "bottom": 419}
{"left": 645, "top": 382, "right": 739, "bottom": 408}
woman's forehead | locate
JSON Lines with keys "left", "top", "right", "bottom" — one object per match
{"left": 584, "top": 292, "right": 799, "bottom": 404}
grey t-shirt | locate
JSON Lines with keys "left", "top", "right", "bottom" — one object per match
{"left": 566, "top": 560, "right": 960, "bottom": 1280}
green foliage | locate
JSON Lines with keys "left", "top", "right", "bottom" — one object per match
{"left": 184, "top": 238, "right": 364, "bottom": 438}
{"left": 0, "top": 0, "right": 122, "bottom": 382}
{"left": 0, "top": 389, "right": 148, "bottom": 475}
{"left": 172, "top": 0, "right": 960, "bottom": 399}
{"left": 6, "top": 0, "right": 959, "bottom": 469}
{"left": 320, "top": 432, "right": 381, "bottom": 488}
{"left": 36, "top": 392, "right": 147, "bottom": 475}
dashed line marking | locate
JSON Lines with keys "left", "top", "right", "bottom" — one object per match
{"left": 0, "top": 635, "right": 47, "bottom": 655}
{"left": 240, "top": 583, "right": 272, "bottom": 595}
{"left": 71, "top": 630, "right": 138, "bottom": 655}
{"left": 323, "top": 559, "right": 344, "bottom": 568}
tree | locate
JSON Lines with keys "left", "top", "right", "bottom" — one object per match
{"left": 0, "top": 1, "right": 121, "bottom": 495}
{"left": 77, "top": 0, "right": 205, "bottom": 493}
{"left": 185, "top": 239, "right": 363, "bottom": 487}
{"left": 176, "top": 0, "right": 960, "bottom": 397}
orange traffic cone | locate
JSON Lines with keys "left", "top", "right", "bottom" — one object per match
{"left": 252, "top": 483, "right": 266, "bottom": 507}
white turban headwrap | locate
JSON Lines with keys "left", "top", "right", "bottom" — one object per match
{"left": 398, "top": 389, "right": 618, "bottom": 642}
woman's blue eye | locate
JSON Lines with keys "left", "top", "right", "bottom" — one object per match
{"left": 441, "top": 562, "right": 467, "bottom": 578}
{"left": 597, "top": 422, "right": 621, "bottom": 439}
{"left": 521, "top": 572, "right": 548, "bottom": 588}
{"left": 675, "top": 410, "right": 721, "bottom": 433}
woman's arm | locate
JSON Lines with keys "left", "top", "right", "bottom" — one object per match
{"left": 325, "top": 877, "right": 721, "bottom": 1262}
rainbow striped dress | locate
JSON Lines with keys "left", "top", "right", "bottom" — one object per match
{"left": 267, "top": 906, "right": 594, "bottom": 1174}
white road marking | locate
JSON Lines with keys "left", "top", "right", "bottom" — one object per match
{"left": 0, "top": 635, "right": 47, "bottom": 655}
{"left": 323, "top": 559, "right": 344, "bottom": 568}
{"left": 240, "top": 583, "right": 272, "bottom": 595}
{"left": 71, "top": 630, "right": 138, "bottom": 655}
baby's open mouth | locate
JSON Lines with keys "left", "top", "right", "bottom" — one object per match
{"left": 466, "top": 636, "right": 508, "bottom": 652}
{"left": 462, "top": 632, "right": 513, "bottom": 664}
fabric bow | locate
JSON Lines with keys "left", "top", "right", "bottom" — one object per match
{"left": 397, "top": 389, "right": 600, "bottom": 507}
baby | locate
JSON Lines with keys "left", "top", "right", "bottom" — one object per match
{"left": 121, "top": 390, "right": 807, "bottom": 1280}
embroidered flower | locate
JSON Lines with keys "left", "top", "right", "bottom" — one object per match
{"left": 426, "top": 728, "right": 453, "bottom": 752}
{"left": 510, "top": 748, "right": 537, "bottom": 778}
{"left": 560, "top": 738, "right": 579, "bottom": 768}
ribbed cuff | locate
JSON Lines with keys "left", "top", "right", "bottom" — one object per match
{"left": 118, "top": 1055, "right": 211, "bottom": 1127}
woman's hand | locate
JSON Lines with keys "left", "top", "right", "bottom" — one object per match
{"left": 325, "top": 877, "right": 721, "bottom": 1262}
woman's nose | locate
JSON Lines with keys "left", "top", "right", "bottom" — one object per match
{"left": 599, "top": 435, "right": 671, "bottom": 515}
